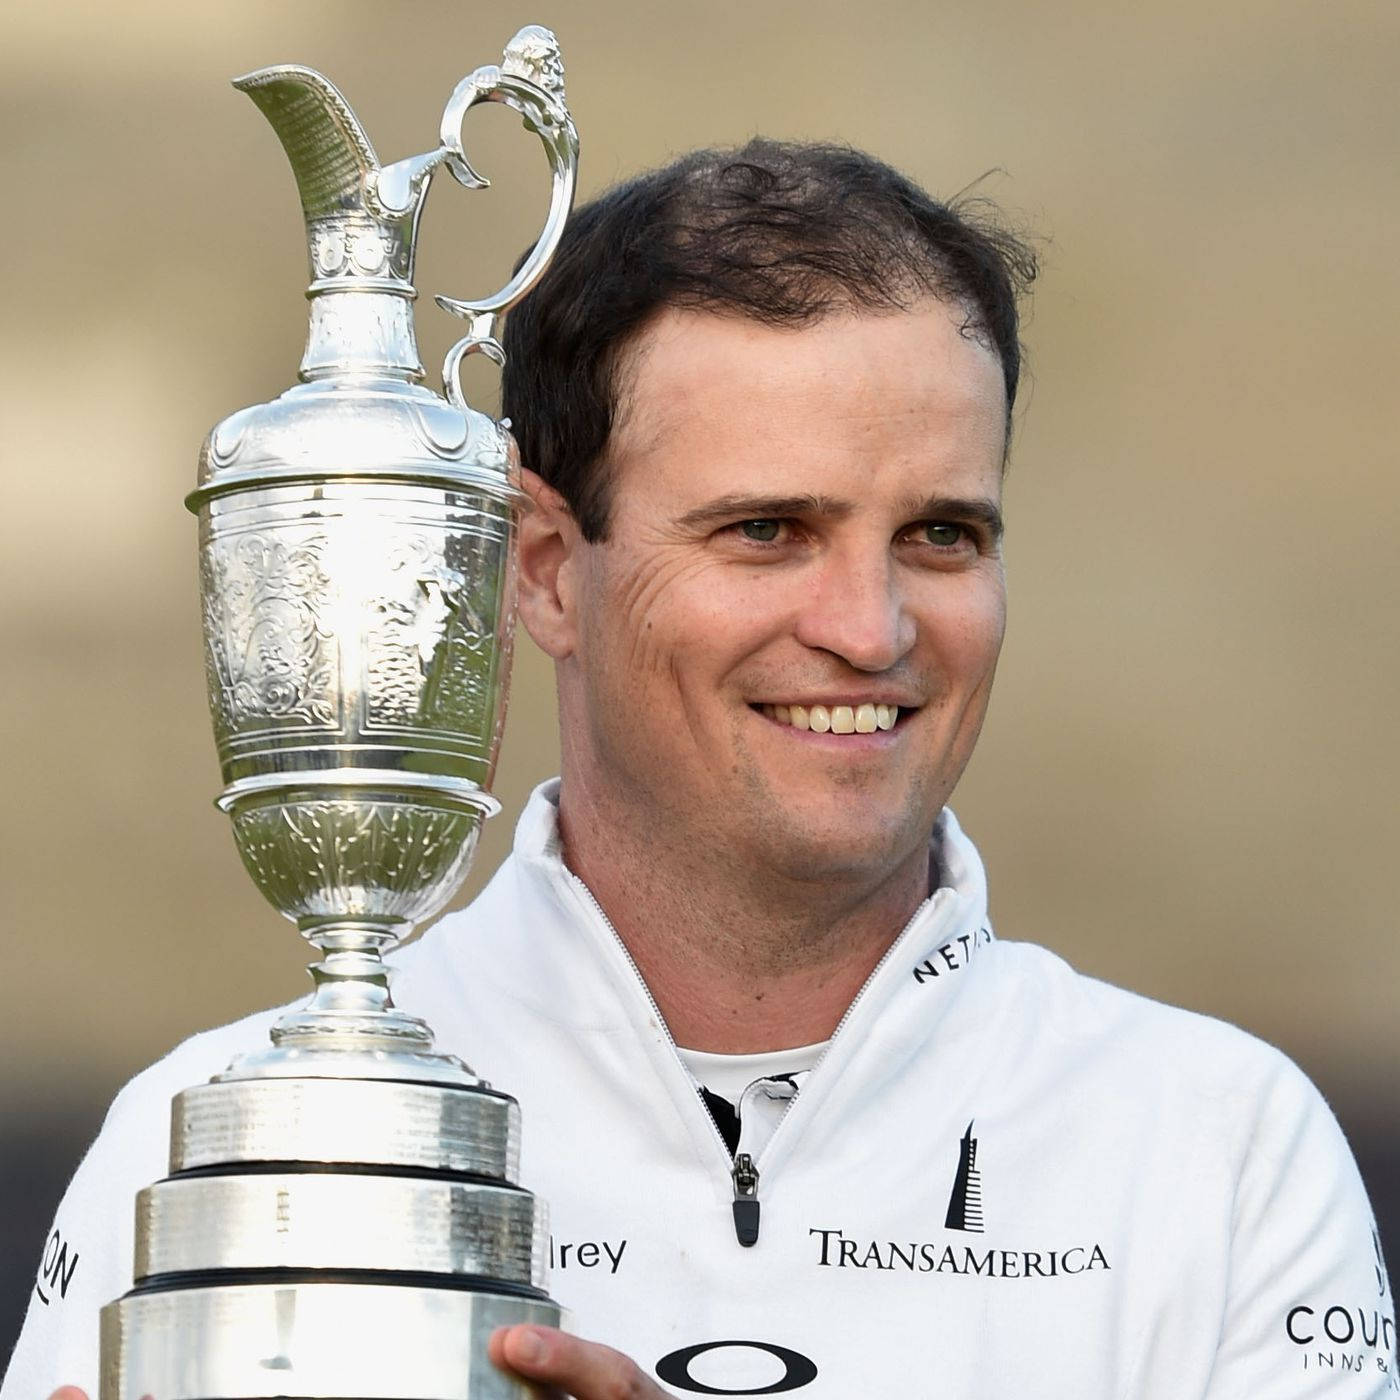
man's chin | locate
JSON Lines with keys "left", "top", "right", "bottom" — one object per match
{"left": 743, "top": 805, "right": 934, "bottom": 890}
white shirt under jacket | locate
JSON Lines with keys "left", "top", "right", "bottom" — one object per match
{"left": 5, "top": 781, "right": 1395, "bottom": 1398}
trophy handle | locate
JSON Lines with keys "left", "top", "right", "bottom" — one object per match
{"left": 442, "top": 323, "right": 505, "bottom": 412}
{"left": 428, "top": 25, "right": 579, "bottom": 408}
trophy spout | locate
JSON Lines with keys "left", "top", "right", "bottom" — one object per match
{"left": 234, "top": 66, "right": 384, "bottom": 227}
{"left": 234, "top": 64, "right": 438, "bottom": 288}
{"left": 235, "top": 65, "right": 436, "bottom": 387}
{"left": 233, "top": 36, "right": 578, "bottom": 397}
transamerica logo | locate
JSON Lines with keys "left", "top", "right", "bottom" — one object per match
{"left": 810, "top": 1229, "right": 1109, "bottom": 1278}
{"left": 813, "top": 1120, "right": 1109, "bottom": 1279}
{"left": 945, "top": 1120, "right": 985, "bottom": 1232}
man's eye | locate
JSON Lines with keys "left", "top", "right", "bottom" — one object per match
{"left": 738, "top": 519, "right": 782, "bottom": 543}
{"left": 922, "top": 522, "right": 965, "bottom": 547}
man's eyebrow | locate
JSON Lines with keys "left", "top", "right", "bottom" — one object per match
{"left": 674, "top": 494, "right": 854, "bottom": 530}
{"left": 675, "top": 492, "right": 1004, "bottom": 540}
{"left": 903, "top": 496, "right": 1005, "bottom": 541}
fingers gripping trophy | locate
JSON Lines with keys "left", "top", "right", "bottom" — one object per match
{"left": 98, "top": 28, "right": 579, "bottom": 1400}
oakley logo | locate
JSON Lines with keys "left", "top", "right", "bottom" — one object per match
{"left": 655, "top": 1340, "right": 818, "bottom": 1394}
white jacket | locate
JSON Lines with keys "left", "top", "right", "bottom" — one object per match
{"left": 5, "top": 782, "right": 1395, "bottom": 1398}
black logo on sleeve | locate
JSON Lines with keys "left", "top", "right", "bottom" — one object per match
{"left": 944, "top": 1121, "right": 985, "bottom": 1233}
{"left": 34, "top": 1227, "right": 79, "bottom": 1306}
{"left": 1282, "top": 1228, "right": 1399, "bottom": 1386}
{"left": 1285, "top": 1304, "right": 1397, "bottom": 1382}
{"left": 655, "top": 1340, "right": 818, "bottom": 1395}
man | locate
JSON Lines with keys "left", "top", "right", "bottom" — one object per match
{"left": 7, "top": 142, "right": 1393, "bottom": 1398}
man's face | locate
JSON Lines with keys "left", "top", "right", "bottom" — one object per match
{"left": 554, "top": 299, "right": 1008, "bottom": 891}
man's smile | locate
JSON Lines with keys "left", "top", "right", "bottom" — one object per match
{"left": 748, "top": 701, "right": 915, "bottom": 735}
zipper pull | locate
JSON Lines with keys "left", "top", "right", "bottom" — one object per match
{"left": 731, "top": 1152, "right": 760, "bottom": 1247}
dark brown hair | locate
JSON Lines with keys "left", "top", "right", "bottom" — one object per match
{"left": 503, "top": 139, "right": 1037, "bottom": 540}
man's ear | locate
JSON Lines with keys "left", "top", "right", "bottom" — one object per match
{"left": 516, "top": 467, "right": 583, "bottom": 660}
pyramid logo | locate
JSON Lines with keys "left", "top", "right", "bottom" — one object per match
{"left": 944, "top": 1121, "right": 985, "bottom": 1233}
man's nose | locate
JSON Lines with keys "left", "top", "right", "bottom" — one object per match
{"left": 792, "top": 549, "right": 916, "bottom": 672}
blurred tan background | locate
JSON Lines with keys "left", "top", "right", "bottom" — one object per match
{"left": 3, "top": 0, "right": 1397, "bottom": 1357}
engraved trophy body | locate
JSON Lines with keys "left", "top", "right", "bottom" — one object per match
{"left": 99, "top": 29, "right": 579, "bottom": 1399}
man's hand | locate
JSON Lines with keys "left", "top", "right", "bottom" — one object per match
{"left": 490, "top": 1324, "right": 668, "bottom": 1399}
{"left": 44, "top": 1329, "right": 665, "bottom": 1400}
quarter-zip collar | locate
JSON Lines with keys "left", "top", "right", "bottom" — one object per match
{"left": 406, "top": 778, "right": 996, "bottom": 1248}
{"left": 414, "top": 779, "right": 998, "bottom": 1236}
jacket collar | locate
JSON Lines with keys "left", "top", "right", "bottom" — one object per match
{"left": 414, "top": 779, "right": 999, "bottom": 1176}
{"left": 515, "top": 774, "right": 985, "bottom": 879}
{"left": 512, "top": 775, "right": 990, "bottom": 930}
{"left": 502, "top": 777, "right": 996, "bottom": 1037}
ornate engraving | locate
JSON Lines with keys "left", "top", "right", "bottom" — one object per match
{"left": 230, "top": 799, "right": 480, "bottom": 925}
{"left": 306, "top": 215, "right": 410, "bottom": 283}
{"left": 202, "top": 532, "right": 338, "bottom": 742}
{"left": 501, "top": 25, "right": 567, "bottom": 104}
{"left": 487, "top": 561, "right": 519, "bottom": 765}
{"left": 364, "top": 528, "right": 503, "bottom": 743}
{"left": 351, "top": 228, "right": 386, "bottom": 273}
{"left": 421, "top": 530, "right": 501, "bottom": 738}
{"left": 310, "top": 224, "right": 346, "bottom": 276}
{"left": 364, "top": 532, "right": 444, "bottom": 728}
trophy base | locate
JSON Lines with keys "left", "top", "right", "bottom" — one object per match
{"left": 171, "top": 1076, "right": 521, "bottom": 1179}
{"left": 216, "top": 1039, "right": 487, "bottom": 1088}
{"left": 100, "top": 1280, "right": 564, "bottom": 1399}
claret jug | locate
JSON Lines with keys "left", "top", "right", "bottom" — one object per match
{"left": 99, "top": 27, "right": 578, "bottom": 1400}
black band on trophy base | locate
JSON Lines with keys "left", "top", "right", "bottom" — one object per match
{"left": 125, "top": 1268, "right": 552, "bottom": 1302}
{"left": 168, "top": 1160, "right": 522, "bottom": 1188}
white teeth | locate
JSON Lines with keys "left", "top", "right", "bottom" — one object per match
{"left": 763, "top": 701, "right": 903, "bottom": 733}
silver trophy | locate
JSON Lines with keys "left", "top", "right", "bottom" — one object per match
{"left": 98, "top": 28, "right": 578, "bottom": 1399}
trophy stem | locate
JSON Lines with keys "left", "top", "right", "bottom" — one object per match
{"left": 268, "top": 917, "right": 435, "bottom": 1049}
{"left": 219, "top": 912, "right": 481, "bottom": 1084}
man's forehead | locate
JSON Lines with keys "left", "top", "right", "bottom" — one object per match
{"left": 607, "top": 301, "right": 1009, "bottom": 480}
